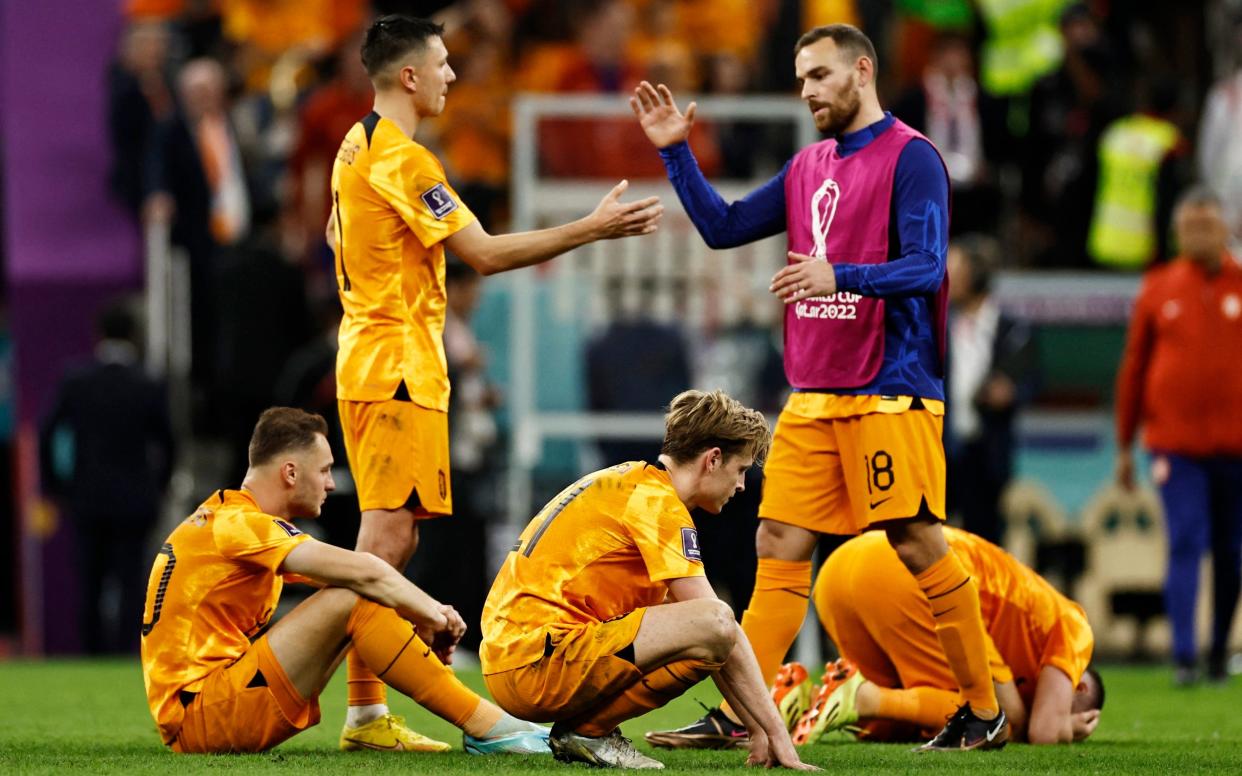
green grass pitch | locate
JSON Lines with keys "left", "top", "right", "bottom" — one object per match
{"left": 2, "top": 660, "right": 1240, "bottom": 774}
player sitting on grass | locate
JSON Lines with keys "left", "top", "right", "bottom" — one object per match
{"left": 786, "top": 527, "right": 1104, "bottom": 746}
{"left": 479, "top": 390, "right": 817, "bottom": 770}
{"left": 140, "top": 407, "right": 549, "bottom": 755}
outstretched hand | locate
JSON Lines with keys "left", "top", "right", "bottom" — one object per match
{"left": 630, "top": 80, "right": 697, "bottom": 149}
{"left": 590, "top": 179, "right": 663, "bottom": 239}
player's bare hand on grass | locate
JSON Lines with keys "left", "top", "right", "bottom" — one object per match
{"left": 745, "top": 730, "right": 819, "bottom": 771}
{"left": 419, "top": 604, "right": 466, "bottom": 665}
{"left": 590, "top": 179, "right": 663, "bottom": 239}
{"left": 770, "top": 252, "right": 837, "bottom": 302}
{"left": 1072, "top": 709, "right": 1100, "bottom": 742}
{"left": 630, "top": 80, "right": 696, "bottom": 149}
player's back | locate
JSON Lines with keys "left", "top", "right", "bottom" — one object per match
{"left": 947, "top": 528, "right": 1093, "bottom": 702}
{"left": 329, "top": 112, "right": 476, "bottom": 408}
{"left": 480, "top": 461, "right": 702, "bottom": 674}
{"left": 140, "top": 489, "right": 309, "bottom": 743}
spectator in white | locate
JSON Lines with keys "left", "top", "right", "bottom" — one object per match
{"left": 945, "top": 235, "right": 1038, "bottom": 544}
{"left": 1196, "top": 14, "right": 1242, "bottom": 251}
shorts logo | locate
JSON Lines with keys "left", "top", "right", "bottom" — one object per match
{"left": 681, "top": 527, "right": 702, "bottom": 562}
{"left": 421, "top": 183, "right": 458, "bottom": 220}
{"left": 438, "top": 470, "right": 447, "bottom": 500}
{"left": 273, "top": 519, "right": 302, "bottom": 537}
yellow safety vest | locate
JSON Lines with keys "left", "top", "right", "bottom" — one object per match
{"left": 1088, "top": 114, "right": 1180, "bottom": 269}
{"left": 977, "top": 0, "right": 1068, "bottom": 96}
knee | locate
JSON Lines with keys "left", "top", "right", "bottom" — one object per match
{"left": 316, "top": 586, "right": 362, "bottom": 619}
{"left": 755, "top": 520, "right": 814, "bottom": 561}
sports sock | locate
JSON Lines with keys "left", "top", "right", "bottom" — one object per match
{"left": 720, "top": 557, "right": 811, "bottom": 721}
{"left": 914, "top": 551, "right": 998, "bottom": 716}
{"left": 477, "top": 712, "right": 547, "bottom": 740}
{"left": 346, "top": 648, "right": 387, "bottom": 710}
{"left": 347, "top": 598, "right": 482, "bottom": 729}
{"left": 572, "top": 657, "right": 725, "bottom": 737}
{"left": 873, "top": 685, "right": 959, "bottom": 731}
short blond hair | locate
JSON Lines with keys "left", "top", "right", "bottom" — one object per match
{"left": 661, "top": 390, "right": 771, "bottom": 466}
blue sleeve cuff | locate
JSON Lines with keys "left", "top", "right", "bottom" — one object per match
{"left": 833, "top": 263, "right": 859, "bottom": 293}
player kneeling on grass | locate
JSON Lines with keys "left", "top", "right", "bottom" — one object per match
{"left": 479, "top": 390, "right": 817, "bottom": 770}
{"left": 140, "top": 407, "right": 549, "bottom": 755}
{"left": 779, "top": 528, "right": 1104, "bottom": 747}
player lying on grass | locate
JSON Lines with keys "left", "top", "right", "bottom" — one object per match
{"left": 789, "top": 527, "right": 1103, "bottom": 746}
{"left": 479, "top": 390, "right": 817, "bottom": 770}
{"left": 140, "top": 407, "right": 549, "bottom": 755}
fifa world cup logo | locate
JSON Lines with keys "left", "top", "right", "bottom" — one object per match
{"left": 810, "top": 178, "right": 840, "bottom": 260}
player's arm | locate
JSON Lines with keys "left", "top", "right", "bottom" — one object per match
{"left": 1114, "top": 278, "right": 1156, "bottom": 489}
{"left": 280, "top": 541, "right": 465, "bottom": 643}
{"left": 444, "top": 181, "right": 662, "bottom": 276}
{"left": 1027, "top": 665, "right": 1099, "bottom": 744}
{"left": 666, "top": 576, "right": 815, "bottom": 770}
{"left": 631, "top": 81, "right": 787, "bottom": 249}
{"left": 995, "top": 680, "right": 1028, "bottom": 742}
{"left": 771, "top": 139, "right": 948, "bottom": 303}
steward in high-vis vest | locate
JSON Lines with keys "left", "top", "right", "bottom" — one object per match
{"left": 976, "top": 0, "right": 1068, "bottom": 97}
{"left": 1088, "top": 96, "right": 1185, "bottom": 269}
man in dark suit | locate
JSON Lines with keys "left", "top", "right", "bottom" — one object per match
{"left": 945, "top": 235, "right": 1039, "bottom": 544}
{"left": 40, "top": 301, "right": 175, "bottom": 654}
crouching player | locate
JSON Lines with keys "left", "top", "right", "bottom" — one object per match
{"left": 480, "top": 390, "right": 817, "bottom": 770}
{"left": 140, "top": 408, "right": 549, "bottom": 754}
{"left": 792, "top": 527, "right": 1104, "bottom": 746}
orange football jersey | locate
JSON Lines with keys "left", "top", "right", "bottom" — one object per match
{"left": 480, "top": 462, "right": 706, "bottom": 674}
{"left": 330, "top": 111, "right": 477, "bottom": 408}
{"left": 140, "top": 489, "right": 311, "bottom": 744}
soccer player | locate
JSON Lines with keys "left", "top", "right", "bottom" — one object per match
{"left": 792, "top": 527, "right": 1102, "bottom": 745}
{"left": 480, "top": 391, "right": 816, "bottom": 770}
{"left": 633, "top": 24, "right": 1008, "bottom": 750}
{"left": 140, "top": 408, "right": 550, "bottom": 755}
{"left": 329, "top": 15, "right": 663, "bottom": 748}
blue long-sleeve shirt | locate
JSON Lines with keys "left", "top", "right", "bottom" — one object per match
{"left": 659, "top": 113, "right": 949, "bottom": 399}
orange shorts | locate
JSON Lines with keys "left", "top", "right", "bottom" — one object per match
{"left": 812, "top": 533, "right": 1009, "bottom": 694}
{"left": 758, "top": 395, "right": 946, "bottom": 535}
{"left": 484, "top": 609, "right": 646, "bottom": 723}
{"left": 171, "top": 635, "right": 319, "bottom": 753}
{"left": 338, "top": 398, "right": 451, "bottom": 515}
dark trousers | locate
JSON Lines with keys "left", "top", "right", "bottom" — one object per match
{"left": 947, "top": 438, "right": 1007, "bottom": 546}
{"left": 1154, "top": 453, "right": 1242, "bottom": 666}
{"left": 70, "top": 515, "right": 155, "bottom": 654}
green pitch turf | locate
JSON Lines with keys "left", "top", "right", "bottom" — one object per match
{"left": 1, "top": 660, "right": 1239, "bottom": 774}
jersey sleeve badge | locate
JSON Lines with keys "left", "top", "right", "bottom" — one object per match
{"left": 421, "top": 183, "right": 459, "bottom": 220}
{"left": 681, "top": 527, "right": 702, "bottom": 562}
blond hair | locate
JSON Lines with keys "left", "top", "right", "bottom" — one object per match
{"left": 661, "top": 390, "right": 771, "bottom": 466}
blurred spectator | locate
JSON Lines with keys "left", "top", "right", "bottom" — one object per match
{"left": 147, "top": 57, "right": 250, "bottom": 392}
{"left": 287, "top": 28, "right": 374, "bottom": 269}
{"left": 39, "top": 301, "right": 175, "bottom": 654}
{"left": 585, "top": 277, "right": 692, "bottom": 464}
{"left": 975, "top": 0, "right": 1068, "bottom": 98}
{"left": 1196, "top": 15, "right": 1242, "bottom": 250}
{"left": 107, "top": 21, "right": 175, "bottom": 218}
{"left": 1087, "top": 78, "right": 1188, "bottom": 269}
{"left": 945, "top": 235, "right": 1038, "bottom": 544}
{"left": 410, "top": 260, "right": 501, "bottom": 650}
{"left": 1114, "top": 187, "right": 1242, "bottom": 685}
{"left": 1021, "top": 3, "right": 1124, "bottom": 267}
{"left": 213, "top": 206, "right": 313, "bottom": 483}
{"left": 893, "top": 31, "right": 1007, "bottom": 235}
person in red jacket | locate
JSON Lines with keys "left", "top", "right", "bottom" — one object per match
{"left": 1115, "top": 186, "right": 1242, "bottom": 685}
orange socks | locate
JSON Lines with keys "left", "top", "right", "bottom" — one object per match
{"left": 873, "top": 685, "right": 959, "bottom": 730}
{"left": 346, "top": 599, "right": 481, "bottom": 728}
{"left": 573, "top": 657, "right": 725, "bottom": 737}
{"left": 346, "top": 648, "right": 386, "bottom": 708}
{"left": 914, "top": 551, "right": 998, "bottom": 715}
{"left": 720, "top": 558, "right": 811, "bottom": 721}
